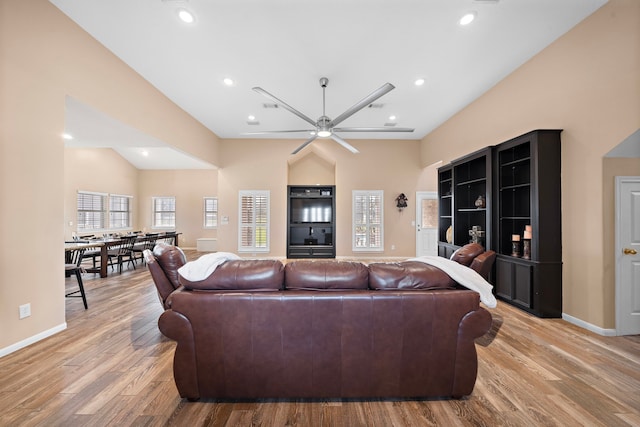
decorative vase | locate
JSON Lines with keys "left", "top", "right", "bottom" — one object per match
{"left": 446, "top": 226, "right": 453, "bottom": 244}
{"left": 474, "top": 195, "right": 486, "bottom": 208}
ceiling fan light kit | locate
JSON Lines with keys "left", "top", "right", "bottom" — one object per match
{"left": 250, "top": 77, "right": 414, "bottom": 154}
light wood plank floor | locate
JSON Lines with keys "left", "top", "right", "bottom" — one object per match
{"left": 1, "top": 250, "right": 639, "bottom": 426}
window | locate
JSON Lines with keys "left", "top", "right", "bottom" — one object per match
{"left": 238, "top": 190, "right": 269, "bottom": 252}
{"left": 153, "top": 196, "right": 176, "bottom": 228}
{"left": 109, "top": 194, "right": 132, "bottom": 229}
{"left": 203, "top": 197, "right": 218, "bottom": 228}
{"left": 353, "top": 190, "right": 384, "bottom": 251}
{"left": 77, "top": 191, "right": 106, "bottom": 231}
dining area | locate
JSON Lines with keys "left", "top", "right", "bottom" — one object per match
{"left": 64, "top": 231, "right": 180, "bottom": 309}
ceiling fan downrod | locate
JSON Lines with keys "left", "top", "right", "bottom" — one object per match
{"left": 317, "top": 77, "right": 332, "bottom": 137}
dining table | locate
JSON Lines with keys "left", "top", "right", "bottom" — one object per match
{"left": 64, "top": 232, "right": 180, "bottom": 278}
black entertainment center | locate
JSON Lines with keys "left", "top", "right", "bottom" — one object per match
{"left": 287, "top": 185, "right": 336, "bottom": 258}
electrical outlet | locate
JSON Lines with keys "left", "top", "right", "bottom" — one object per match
{"left": 19, "top": 303, "right": 31, "bottom": 319}
{"left": 391, "top": 245, "right": 396, "bottom": 250}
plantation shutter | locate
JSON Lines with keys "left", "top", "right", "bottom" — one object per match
{"left": 353, "top": 190, "right": 384, "bottom": 251}
{"left": 239, "top": 191, "right": 269, "bottom": 252}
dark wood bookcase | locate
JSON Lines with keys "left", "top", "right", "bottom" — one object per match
{"left": 437, "top": 130, "right": 562, "bottom": 317}
{"left": 438, "top": 148, "right": 492, "bottom": 258}
{"left": 287, "top": 185, "right": 336, "bottom": 258}
{"left": 492, "top": 130, "right": 562, "bottom": 317}
{"left": 437, "top": 165, "right": 455, "bottom": 258}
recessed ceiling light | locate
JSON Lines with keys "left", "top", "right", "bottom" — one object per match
{"left": 62, "top": 133, "right": 73, "bottom": 140}
{"left": 223, "top": 78, "right": 234, "bottom": 86}
{"left": 389, "top": 115, "right": 396, "bottom": 121}
{"left": 414, "top": 78, "right": 425, "bottom": 86}
{"left": 459, "top": 12, "right": 477, "bottom": 26}
{"left": 248, "top": 115, "right": 255, "bottom": 121}
{"left": 141, "top": 150, "right": 149, "bottom": 157}
{"left": 178, "top": 9, "right": 195, "bottom": 24}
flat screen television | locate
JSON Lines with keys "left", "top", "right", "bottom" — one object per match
{"left": 290, "top": 198, "right": 332, "bottom": 223}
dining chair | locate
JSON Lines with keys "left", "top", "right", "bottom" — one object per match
{"left": 132, "top": 233, "right": 158, "bottom": 265}
{"left": 161, "top": 231, "right": 177, "bottom": 245}
{"left": 81, "top": 240, "right": 102, "bottom": 272}
{"left": 65, "top": 248, "right": 88, "bottom": 309}
{"left": 107, "top": 235, "right": 137, "bottom": 273}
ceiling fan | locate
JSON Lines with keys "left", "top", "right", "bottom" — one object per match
{"left": 248, "top": 77, "right": 414, "bottom": 154}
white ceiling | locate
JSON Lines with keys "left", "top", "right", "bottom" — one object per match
{"left": 52, "top": 0, "right": 607, "bottom": 168}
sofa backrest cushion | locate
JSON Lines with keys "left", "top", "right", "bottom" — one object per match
{"left": 368, "top": 261, "right": 455, "bottom": 290}
{"left": 179, "top": 259, "right": 284, "bottom": 291}
{"left": 450, "top": 243, "right": 485, "bottom": 266}
{"left": 285, "top": 261, "right": 369, "bottom": 290}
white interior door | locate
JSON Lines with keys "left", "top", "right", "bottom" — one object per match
{"left": 415, "top": 192, "right": 438, "bottom": 257}
{"left": 615, "top": 176, "right": 640, "bottom": 335}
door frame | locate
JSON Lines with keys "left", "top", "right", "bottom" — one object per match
{"left": 415, "top": 191, "right": 438, "bottom": 257}
{"left": 615, "top": 175, "right": 640, "bottom": 335}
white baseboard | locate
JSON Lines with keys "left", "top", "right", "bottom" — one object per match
{"left": 0, "top": 323, "right": 67, "bottom": 358}
{"left": 562, "top": 313, "right": 617, "bottom": 336}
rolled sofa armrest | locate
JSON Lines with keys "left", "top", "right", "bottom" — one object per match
{"left": 451, "top": 307, "right": 493, "bottom": 398}
{"left": 145, "top": 250, "right": 175, "bottom": 308}
{"left": 158, "top": 310, "right": 200, "bottom": 400}
{"left": 469, "top": 250, "right": 496, "bottom": 281}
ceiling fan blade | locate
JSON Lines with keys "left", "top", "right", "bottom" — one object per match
{"left": 329, "top": 83, "right": 395, "bottom": 127}
{"left": 330, "top": 134, "right": 359, "bottom": 154}
{"left": 333, "top": 127, "right": 415, "bottom": 133}
{"left": 252, "top": 87, "right": 317, "bottom": 127}
{"left": 243, "top": 130, "right": 314, "bottom": 135}
{"left": 291, "top": 135, "right": 318, "bottom": 155}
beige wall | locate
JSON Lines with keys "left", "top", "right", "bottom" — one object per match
{"left": 288, "top": 151, "right": 336, "bottom": 185}
{"left": 66, "top": 137, "right": 424, "bottom": 260}
{"left": 0, "top": 0, "right": 219, "bottom": 352}
{"left": 420, "top": 0, "right": 640, "bottom": 330}
{"left": 138, "top": 169, "right": 219, "bottom": 248}
{"left": 216, "top": 138, "right": 422, "bottom": 257}
{"left": 63, "top": 149, "right": 219, "bottom": 248}
{"left": 64, "top": 148, "right": 140, "bottom": 239}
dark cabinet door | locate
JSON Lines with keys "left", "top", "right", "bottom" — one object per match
{"left": 495, "top": 256, "right": 533, "bottom": 309}
{"left": 496, "top": 257, "right": 513, "bottom": 300}
{"left": 513, "top": 262, "right": 532, "bottom": 308}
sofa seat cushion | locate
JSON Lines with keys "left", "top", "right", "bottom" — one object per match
{"left": 180, "top": 259, "right": 284, "bottom": 291}
{"left": 368, "top": 261, "right": 455, "bottom": 290}
{"left": 285, "top": 261, "right": 369, "bottom": 290}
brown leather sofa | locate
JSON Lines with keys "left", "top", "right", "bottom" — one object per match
{"left": 145, "top": 243, "right": 495, "bottom": 401}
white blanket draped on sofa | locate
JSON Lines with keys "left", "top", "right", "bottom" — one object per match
{"left": 408, "top": 256, "right": 497, "bottom": 308}
{"left": 178, "top": 252, "right": 241, "bottom": 282}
